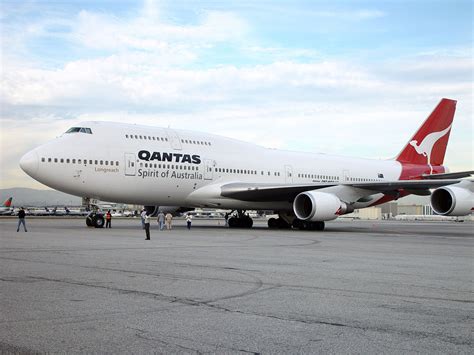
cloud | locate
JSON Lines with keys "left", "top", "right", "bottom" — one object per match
{"left": 314, "top": 9, "right": 386, "bottom": 20}
{"left": 72, "top": 9, "right": 249, "bottom": 52}
{"left": 0, "top": 1, "right": 472, "bottom": 189}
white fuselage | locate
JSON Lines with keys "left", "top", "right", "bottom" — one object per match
{"left": 21, "top": 121, "right": 403, "bottom": 210}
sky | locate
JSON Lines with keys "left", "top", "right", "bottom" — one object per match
{"left": 0, "top": 0, "right": 472, "bottom": 189}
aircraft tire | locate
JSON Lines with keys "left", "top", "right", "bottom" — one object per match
{"left": 86, "top": 217, "right": 93, "bottom": 227}
{"left": 268, "top": 218, "right": 278, "bottom": 229}
{"left": 245, "top": 217, "right": 253, "bottom": 228}
{"left": 228, "top": 217, "right": 238, "bottom": 228}
{"left": 277, "top": 218, "right": 291, "bottom": 229}
{"left": 94, "top": 215, "right": 105, "bottom": 228}
{"left": 316, "top": 221, "right": 325, "bottom": 231}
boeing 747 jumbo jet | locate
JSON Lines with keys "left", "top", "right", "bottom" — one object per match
{"left": 20, "top": 98, "right": 473, "bottom": 230}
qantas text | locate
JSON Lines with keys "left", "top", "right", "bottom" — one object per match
{"left": 138, "top": 150, "right": 201, "bottom": 164}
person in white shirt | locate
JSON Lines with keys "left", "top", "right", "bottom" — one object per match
{"left": 186, "top": 214, "right": 192, "bottom": 230}
{"left": 141, "top": 210, "right": 151, "bottom": 240}
{"left": 157, "top": 211, "right": 165, "bottom": 230}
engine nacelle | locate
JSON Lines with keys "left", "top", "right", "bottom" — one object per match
{"left": 293, "top": 191, "right": 353, "bottom": 222}
{"left": 431, "top": 186, "right": 473, "bottom": 216}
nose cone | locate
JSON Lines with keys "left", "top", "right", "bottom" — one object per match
{"left": 20, "top": 149, "right": 39, "bottom": 177}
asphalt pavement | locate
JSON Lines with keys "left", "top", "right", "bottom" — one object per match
{"left": 0, "top": 218, "right": 472, "bottom": 354}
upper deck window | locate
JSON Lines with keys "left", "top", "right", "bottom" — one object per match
{"left": 65, "top": 127, "right": 93, "bottom": 134}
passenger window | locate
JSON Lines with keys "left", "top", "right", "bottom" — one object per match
{"left": 110, "top": 161, "right": 113, "bottom": 166}
{"left": 41, "top": 157, "right": 45, "bottom": 162}
{"left": 100, "top": 160, "right": 103, "bottom": 165}
{"left": 66, "top": 159, "right": 70, "bottom": 163}
{"left": 144, "top": 136, "right": 147, "bottom": 140}
{"left": 94, "top": 160, "right": 98, "bottom": 165}
{"left": 116, "top": 161, "right": 119, "bottom": 166}
{"left": 105, "top": 161, "right": 108, "bottom": 166}
{"left": 60, "top": 159, "right": 64, "bottom": 163}
{"left": 48, "top": 158, "right": 51, "bottom": 162}
{"left": 72, "top": 159, "right": 76, "bottom": 163}
{"left": 78, "top": 159, "right": 82, "bottom": 164}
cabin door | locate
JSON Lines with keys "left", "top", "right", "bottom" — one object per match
{"left": 284, "top": 165, "right": 293, "bottom": 183}
{"left": 125, "top": 153, "right": 136, "bottom": 176}
{"left": 165, "top": 129, "right": 182, "bottom": 150}
{"left": 204, "top": 159, "right": 214, "bottom": 180}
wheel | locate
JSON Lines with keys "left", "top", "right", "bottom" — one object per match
{"left": 277, "top": 218, "right": 290, "bottom": 229}
{"left": 316, "top": 221, "right": 325, "bottom": 231}
{"left": 86, "top": 216, "right": 93, "bottom": 227}
{"left": 94, "top": 215, "right": 105, "bottom": 228}
{"left": 292, "top": 219, "right": 302, "bottom": 229}
{"left": 268, "top": 218, "right": 278, "bottom": 229}
{"left": 245, "top": 216, "right": 253, "bottom": 228}
{"left": 228, "top": 217, "right": 238, "bottom": 228}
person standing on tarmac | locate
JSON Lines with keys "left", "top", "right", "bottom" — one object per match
{"left": 105, "top": 210, "right": 112, "bottom": 228}
{"left": 141, "top": 209, "right": 151, "bottom": 240}
{"left": 17, "top": 207, "right": 27, "bottom": 232}
{"left": 186, "top": 213, "right": 192, "bottom": 230}
{"left": 140, "top": 208, "right": 146, "bottom": 229}
{"left": 157, "top": 211, "right": 165, "bottom": 230}
{"left": 165, "top": 212, "right": 173, "bottom": 230}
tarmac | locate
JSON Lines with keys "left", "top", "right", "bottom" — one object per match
{"left": 0, "top": 217, "right": 472, "bottom": 354}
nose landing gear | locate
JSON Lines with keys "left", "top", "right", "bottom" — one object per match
{"left": 86, "top": 211, "right": 105, "bottom": 228}
{"left": 228, "top": 210, "right": 253, "bottom": 228}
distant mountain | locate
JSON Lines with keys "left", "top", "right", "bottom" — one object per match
{"left": 0, "top": 188, "right": 81, "bottom": 207}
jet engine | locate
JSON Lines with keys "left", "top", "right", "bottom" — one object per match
{"left": 430, "top": 185, "right": 473, "bottom": 216}
{"left": 293, "top": 191, "right": 353, "bottom": 222}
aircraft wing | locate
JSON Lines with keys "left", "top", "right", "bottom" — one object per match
{"left": 220, "top": 179, "right": 463, "bottom": 202}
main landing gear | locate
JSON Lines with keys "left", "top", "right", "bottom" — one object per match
{"left": 228, "top": 210, "right": 253, "bottom": 228}
{"left": 267, "top": 214, "right": 325, "bottom": 231}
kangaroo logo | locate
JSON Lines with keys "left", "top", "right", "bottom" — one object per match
{"left": 409, "top": 124, "right": 451, "bottom": 174}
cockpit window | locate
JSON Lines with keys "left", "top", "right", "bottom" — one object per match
{"left": 65, "top": 127, "right": 93, "bottom": 134}
{"left": 66, "top": 127, "right": 81, "bottom": 133}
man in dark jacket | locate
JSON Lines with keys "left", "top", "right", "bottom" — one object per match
{"left": 17, "top": 207, "right": 27, "bottom": 232}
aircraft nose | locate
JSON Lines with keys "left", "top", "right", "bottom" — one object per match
{"left": 20, "top": 149, "right": 39, "bottom": 177}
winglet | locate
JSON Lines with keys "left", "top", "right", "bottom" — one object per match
{"left": 396, "top": 98, "right": 456, "bottom": 166}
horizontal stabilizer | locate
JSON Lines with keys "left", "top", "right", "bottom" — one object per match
{"left": 422, "top": 170, "right": 474, "bottom": 180}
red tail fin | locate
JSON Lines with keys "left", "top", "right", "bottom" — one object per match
{"left": 396, "top": 98, "right": 456, "bottom": 166}
{"left": 2, "top": 197, "right": 12, "bottom": 207}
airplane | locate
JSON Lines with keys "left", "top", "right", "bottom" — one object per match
{"left": 19, "top": 98, "right": 473, "bottom": 229}
{"left": 0, "top": 197, "right": 13, "bottom": 215}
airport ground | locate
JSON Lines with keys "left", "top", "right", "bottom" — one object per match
{"left": 0, "top": 218, "right": 472, "bottom": 354}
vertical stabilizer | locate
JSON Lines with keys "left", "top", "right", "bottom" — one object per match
{"left": 2, "top": 197, "right": 13, "bottom": 207}
{"left": 396, "top": 98, "right": 456, "bottom": 167}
